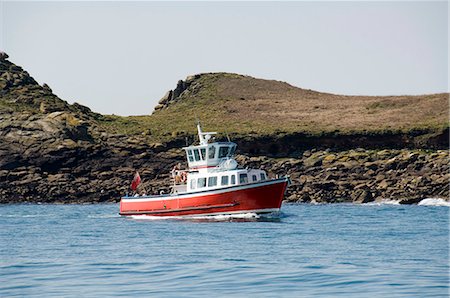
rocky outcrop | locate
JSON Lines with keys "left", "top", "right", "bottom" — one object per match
{"left": 0, "top": 54, "right": 186, "bottom": 203}
{"left": 153, "top": 74, "right": 202, "bottom": 111}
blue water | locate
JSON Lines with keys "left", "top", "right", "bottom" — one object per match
{"left": 1, "top": 203, "right": 448, "bottom": 297}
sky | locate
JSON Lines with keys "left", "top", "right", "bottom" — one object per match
{"left": 1, "top": 1, "right": 448, "bottom": 116}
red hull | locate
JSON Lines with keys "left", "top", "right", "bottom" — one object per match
{"left": 120, "top": 178, "right": 288, "bottom": 217}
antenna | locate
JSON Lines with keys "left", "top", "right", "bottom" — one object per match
{"left": 196, "top": 119, "right": 217, "bottom": 145}
{"left": 194, "top": 112, "right": 200, "bottom": 126}
{"left": 225, "top": 129, "right": 231, "bottom": 142}
{"left": 194, "top": 113, "right": 200, "bottom": 143}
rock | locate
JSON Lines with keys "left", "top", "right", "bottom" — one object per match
{"left": 0, "top": 51, "right": 9, "bottom": 60}
{"left": 0, "top": 80, "right": 8, "bottom": 90}
{"left": 150, "top": 142, "right": 165, "bottom": 150}
{"left": 42, "top": 83, "right": 52, "bottom": 92}
{"left": 364, "top": 161, "right": 378, "bottom": 171}
{"left": 399, "top": 197, "right": 423, "bottom": 204}
{"left": 173, "top": 80, "right": 186, "bottom": 99}
{"left": 153, "top": 104, "right": 164, "bottom": 111}
{"left": 377, "top": 179, "right": 389, "bottom": 190}
{"left": 158, "top": 90, "right": 172, "bottom": 104}
{"left": 352, "top": 189, "right": 374, "bottom": 203}
{"left": 375, "top": 174, "right": 385, "bottom": 181}
{"left": 61, "top": 139, "right": 78, "bottom": 149}
{"left": 185, "top": 74, "right": 201, "bottom": 83}
{"left": 303, "top": 153, "right": 324, "bottom": 167}
{"left": 354, "top": 183, "right": 368, "bottom": 190}
{"left": 9, "top": 65, "right": 22, "bottom": 72}
{"left": 323, "top": 154, "right": 337, "bottom": 164}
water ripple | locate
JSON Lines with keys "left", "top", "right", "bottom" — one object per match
{"left": 0, "top": 203, "right": 448, "bottom": 297}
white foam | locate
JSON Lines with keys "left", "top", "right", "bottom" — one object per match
{"left": 189, "top": 212, "right": 260, "bottom": 220}
{"left": 379, "top": 199, "right": 401, "bottom": 205}
{"left": 418, "top": 198, "right": 450, "bottom": 207}
{"left": 128, "top": 212, "right": 261, "bottom": 221}
{"left": 364, "top": 199, "right": 400, "bottom": 206}
{"left": 2, "top": 214, "right": 52, "bottom": 218}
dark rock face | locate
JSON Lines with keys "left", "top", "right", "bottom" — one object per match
{"left": 236, "top": 130, "right": 450, "bottom": 154}
{"left": 0, "top": 137, "right": 183, "bottom": 204}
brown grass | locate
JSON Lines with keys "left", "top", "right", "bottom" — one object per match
{"left": 98, "top": 73, "right": 449, "bottom": 139}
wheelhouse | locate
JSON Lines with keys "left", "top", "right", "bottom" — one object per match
{"left": 183, "top": 142, "right": 237, "bottom": 170}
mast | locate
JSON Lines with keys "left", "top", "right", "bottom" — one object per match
{"left": 197, "top": 121, "right": 217, "bottom": 145}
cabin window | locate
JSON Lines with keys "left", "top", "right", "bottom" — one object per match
{"left": 208, "top": 145, "right": 216, "bottom": 159}
{"left": 200, "top": 148, "right": 206, "bottom": 160}
{"left": 193, "top": 149, "right": 201, "bottom": 161}
{"left": 252, "top": 175, "right": 257, "bottom": 182}
{"left": 239, "top": 173, "right": 248, "bottom": 184}
{"left": 218, "top": 146, "right": 230, "bottom": 158}
{"left": 208, "top": 176, "right": 217, "bottom": 187}
{"left": 231, "top": 175, "right": 236, "bottom": 185}
{"left": 229, "top": 145, "right": 236, "bottom": 157}
{"left": 190, "top": 179, "right": 196, "bottom": 189}
{"left": 221, "top": 176, "right": 229, "bottom": 186}
{"left": 187, "top": 150, "right": 194, "bottom": 162}
{"left": 260, "top": 173, "right": 266, "bottom": 181}
{"left": 198, "top": 177, "right": 206, "bottom": 188}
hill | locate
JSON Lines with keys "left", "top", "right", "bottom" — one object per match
{"left": 100, "top": 72, "right": 447, "bottom": 136}
{"left": 0, "top": 53, "right": 448, "bottom": 204}
{"left": 98, "top": 72, "right": 449, "bottom": 153}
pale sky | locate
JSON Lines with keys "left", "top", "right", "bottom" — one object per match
{"left": 1, "top": 1, "right": 448, "bottom": 116}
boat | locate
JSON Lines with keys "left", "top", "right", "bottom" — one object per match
{"left": 119, "top": 123, "right": 290, "bottom": 217}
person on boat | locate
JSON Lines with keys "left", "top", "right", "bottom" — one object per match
{"left": 171, "top": 163, "right": 182, "bottom": 183}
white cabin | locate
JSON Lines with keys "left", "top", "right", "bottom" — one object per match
{"left": 185, "top": 169, "right": 267, "bottom": 193}
{"left": 171, "top": 123, "right": 269, "bottom": 194}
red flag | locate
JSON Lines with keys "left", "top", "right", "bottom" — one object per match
{"left": 131, "top": 171, "right": 141, "bottom": 191}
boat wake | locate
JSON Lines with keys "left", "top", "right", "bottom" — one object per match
{"left": 129, "top": 211, "right": 282, "bottom": 222}
{"left": 418, "top": 198, "right": 450, "bottom": 207}
{"left": 87, "top": 214, "right": 121, "bottom": 219}
{"left": 189, "top": 212, "right": 261, "bottom": 221}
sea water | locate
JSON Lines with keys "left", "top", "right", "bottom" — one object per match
{"left": 0, "top": 202, "right": 448, "bottom": 297}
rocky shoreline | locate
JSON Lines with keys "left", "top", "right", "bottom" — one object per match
{"left": 1, "top": 144, "right": 448, "bottom": 204}
{"left": 242, "top": 149, "right": 449, "bottom": 204}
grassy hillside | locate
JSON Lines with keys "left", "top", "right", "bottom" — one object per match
{"left": 98, "top": 73, "right": 449, "bottom": 141}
